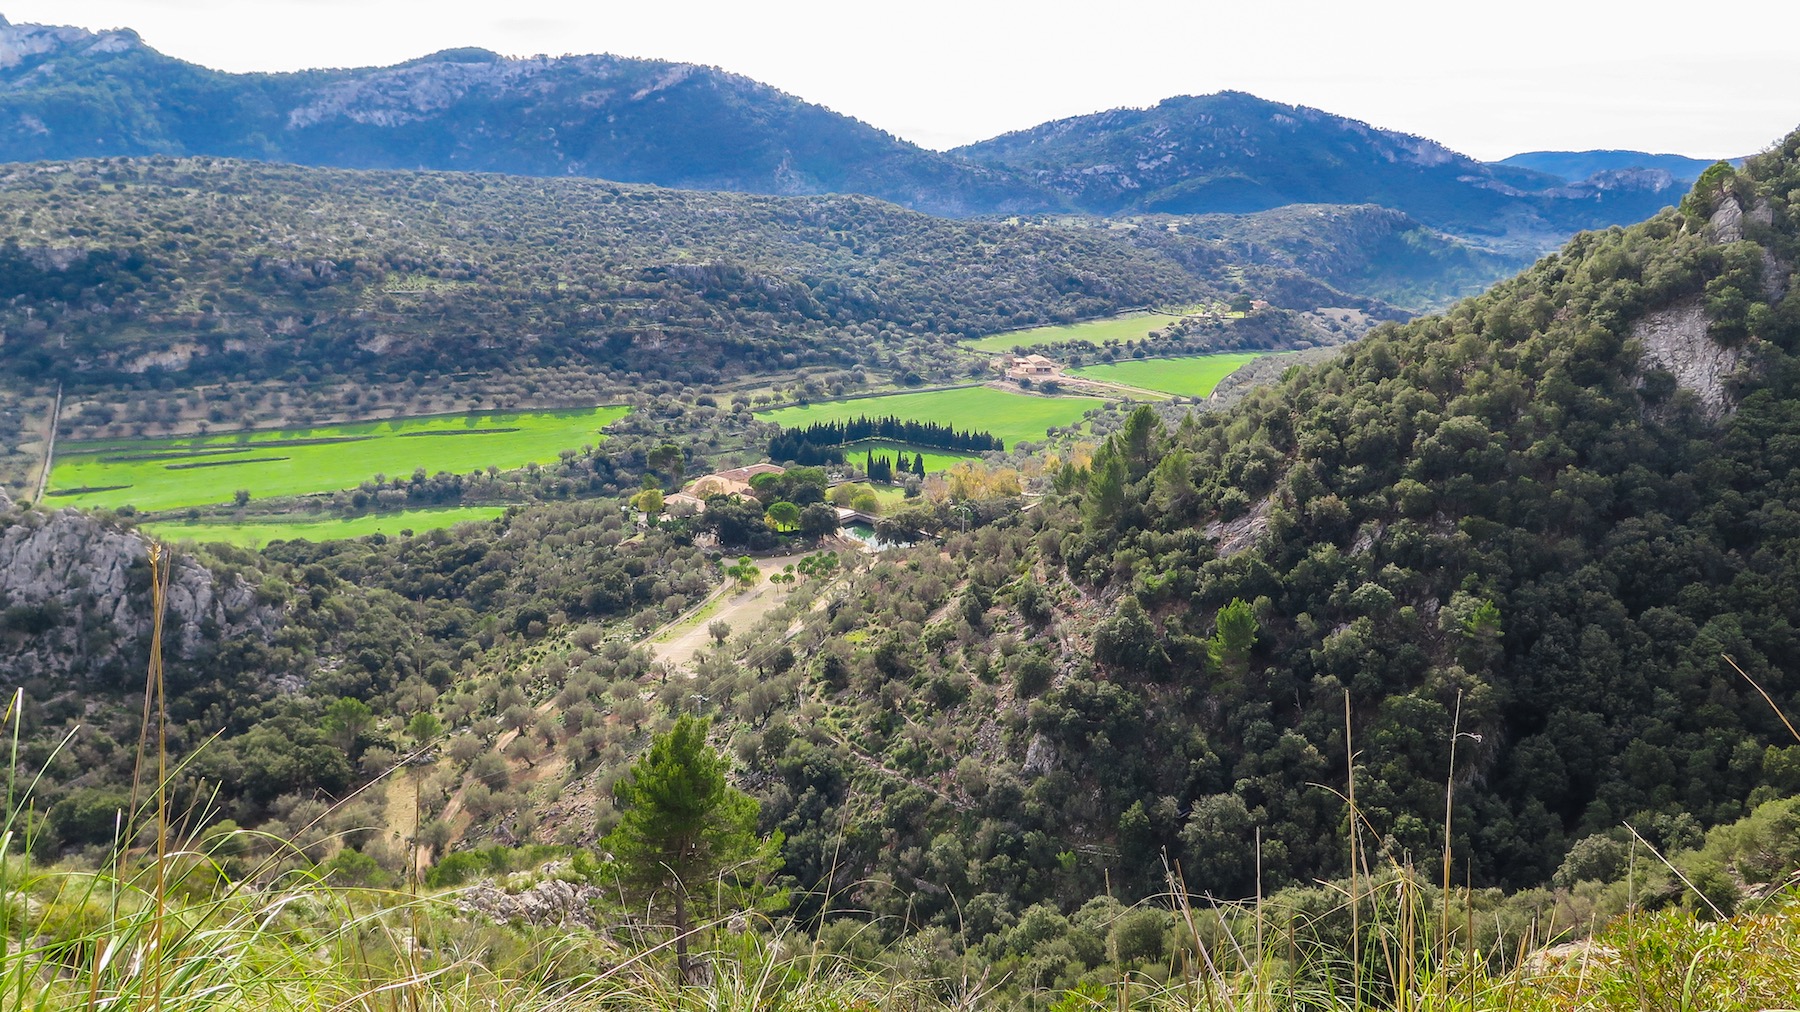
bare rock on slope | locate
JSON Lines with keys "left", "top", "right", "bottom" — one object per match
{"left": 1631, "top": 298, "right": 1745, "bottom": 420}
{"left": 0, "top": 504, "right": 281, "bottom": 681}
{"left": 1204, "top": 494, "right": 1274, "bottom": 558}
{"left": 456, "top": 876, "right": 606, "bottom": 929}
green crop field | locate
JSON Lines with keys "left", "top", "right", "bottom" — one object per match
{"left": 759, "top": 387, "right": 1103, "bottom": 449}
{"left": 47, "top": 406, "right": 630, "bottom": 513}
{"left": 143, "top": 506, "right": 509, "bottom": 548}
{"left": 840, "top": 440, "right": 977, "bottom": 474}
{"left": 1070, "top": 352, "right": 1267, "bottom": 397}
{"left": 962, "top": 309, "right": 1230, "bottom": 353}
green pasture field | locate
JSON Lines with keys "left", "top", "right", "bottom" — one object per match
{"left": 143, "top": 506, "right": 508, "bottom": 548}
{"left": 1069, "top": 352, "right": 1267, "bottom": 397}
{"left": 47, "top": 406, "right": 630, "bottom": 513}
{"left": 962, "top": 308, "right": 1224, "bottom": 353}
{"left": 758, "top": 386, "right": 1103, "bottom": 449}
{"left": 840, "top": 440, "right": 977, "bottom": 474}
{"left": 868, "top": 485, "right": 909, "bottom": 511}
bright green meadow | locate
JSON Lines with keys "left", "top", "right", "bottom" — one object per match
{"left": 48, "top": 405, "right": 630, "bottom": 512}
{"left": 840, "top": 439, "right": 977, "bottom": 474}
{"left": 1069, "top": 352, "right": 1267, "bottom": 397}
{"left": 962, "top": 307, "right": 1222, "bottom": 352}
{"left": 143, "top": 506, "right": 508, "bottom": 547}
{"left": 758, "top": 387, "right": 1103, "bottom": 449}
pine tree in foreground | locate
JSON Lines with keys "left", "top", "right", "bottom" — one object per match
{"left": 600, "top": 715, "right": 781, "bottom": 983}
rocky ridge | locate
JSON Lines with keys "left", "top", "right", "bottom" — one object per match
{"left": 0, "top": 497, "right": 283, "bottom": 682}
{"left": 1629, "top": 188, "right": 1792, "bottom": 419}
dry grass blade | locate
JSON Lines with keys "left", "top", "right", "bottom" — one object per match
{"left": 1724, "top": 653, "right": 1800, "bottom": 745}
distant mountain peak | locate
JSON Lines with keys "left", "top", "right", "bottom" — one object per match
{"left": 400, "top": 47, "right": 506, "bottom": 67}
{"left": 0, "top": 16, "right": 1691, "bottom": 247}
{"left": 0, "top": 19, "right": 1052, "bottom": 216}
{"left": 1495, "top": 150, "right": 1728, "bottom": 185}
{"left": 954, "top": 92, "right": 1683, "bottom": 247}
{"left": 0, "top": 16, "right": 141, "bottom": 70}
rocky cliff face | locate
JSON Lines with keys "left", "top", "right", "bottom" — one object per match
{"left": 1632, "top": 297, "right": 1746, "bottom": 418}
{"left": 0, "top": 15, "right": 140, "bottom": 72}
{"left": 0, "top": 493, "right": 283, "bottom": 683}
{"left": 1629, "top": 190, "right": 1792, "bottom": 419}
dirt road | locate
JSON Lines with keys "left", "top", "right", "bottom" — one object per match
{"left": 650, "top": 551, "right": 813, "bottom": 671}
{"left": 31, "top": 383, "right": 61, "bottom": 502}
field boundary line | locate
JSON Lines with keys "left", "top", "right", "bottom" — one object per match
{"left": 1070, "top": 348, "right": 1278, "bottom": 366}
{"left": 32, "top": 382, "right": 62, "bottom": 503}
{"left": 763, "top": 382, "right": 983, "bottom": 411}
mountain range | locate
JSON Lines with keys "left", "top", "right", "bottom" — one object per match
{"left": 953, "top": 94, "right": 1688, "bottom": 248}
{"left": 0, "top": 15, "right": 1698, "bottom": 252}
{"left": 1497, "top": 149, "right": 1727, "bottom": 184}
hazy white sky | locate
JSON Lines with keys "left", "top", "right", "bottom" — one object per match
{"left": 6, "top": 0, "right": 1797, "bottom": 160}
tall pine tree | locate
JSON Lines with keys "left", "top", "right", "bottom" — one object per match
{"left": 602, "top": 716, "right": 779, "bottom": 982}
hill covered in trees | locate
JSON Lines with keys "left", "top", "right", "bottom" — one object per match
{"left": 0, "top": 14, "right": 1695, "bottom": 262}
{"left": 955, "top": 92, "right": 1689, "bottom": 251}
{"left": 864, "top": 140, "right": 1800, "bottom": 900}
{"left": 1497, "top": 148, "right": 1726, "bottom": 184}
{"left": 0, "top": 157, "right": 1513, "bottom": 408}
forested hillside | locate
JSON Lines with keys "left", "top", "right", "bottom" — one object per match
{"left": 1130, "top": 203, "right": 1530, "bottom": 311}
{"left": 870, "top": 143, "right": 1800, "bottom": 899}
{"left": 956, "top": 92, "right": 1687, "bottom": 251}
{"left": 0, "top": 158, "right": 1513, "bottom": 402}
{"left": 0, "top": 17, "right": 1047, "bottom": 217}
{"left": 688, "top": 137, "right": 1800, "bottom": 940}
{"left": 0, "top": 158, "right": 1205, "bottom": 393}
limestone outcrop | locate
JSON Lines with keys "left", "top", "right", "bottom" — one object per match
{"left": 1631, "top": 298, "right": 1746, "bottom": 419}
{"left": 455, "top": 875, "right": 606, "bottom": 929}
{"left": 0, "top": 502, "right": 281, "bottom": 681}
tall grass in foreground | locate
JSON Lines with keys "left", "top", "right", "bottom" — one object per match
{"left": 1051, "top": 680, "right": 1800, "bottom": 1011}
{"left": 2, "top": 547, "right": 1797, "bottom": 1009}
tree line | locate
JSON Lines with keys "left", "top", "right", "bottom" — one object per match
{"left": 860, "top": 449, "right": 927, "bottom": 483}
{"left": 768, "top": 415, "right": 1002, "bottom": 467}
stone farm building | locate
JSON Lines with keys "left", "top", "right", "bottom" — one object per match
{"left": 665, "top": 463, "right": 785, "bottom": 513}
{"left": 1001, "top": 354, "right": 1058, "bottom": 380}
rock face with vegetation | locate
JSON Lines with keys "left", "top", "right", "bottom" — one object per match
{"left": 0, "top": 499, "right": 279, "bottom": 681}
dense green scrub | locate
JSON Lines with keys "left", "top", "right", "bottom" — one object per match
{"left": 49, "top": 405, "right": 629, "bottom": 511}
{"left": 1027, "top": 149, "right": 1800, "bottom": 893}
